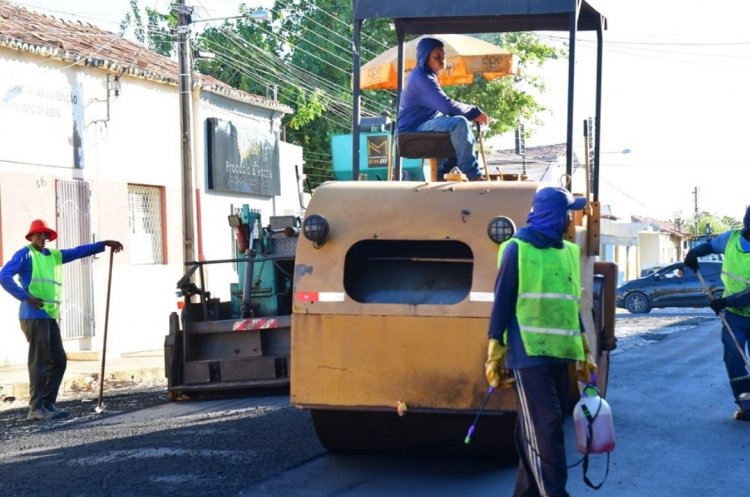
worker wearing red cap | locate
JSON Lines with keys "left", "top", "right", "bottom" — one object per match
{"left": 0, "top": 219, "right": 123, "bottom": 421}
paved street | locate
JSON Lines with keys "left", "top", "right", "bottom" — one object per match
{"left": 1, "top": 310, "right": 747, "bottom": 497}
{"left": 246, "top": 310, "right": 749, "bottom": 496}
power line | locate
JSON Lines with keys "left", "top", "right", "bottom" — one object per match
{"left": 200, "top": 40, "right": 353, "bottom": 127}
{"left": 200, "top": 24, "right": 390, "bottom": 117}
{"left": 274, "top": 0, "right": 392, "bottom": 53}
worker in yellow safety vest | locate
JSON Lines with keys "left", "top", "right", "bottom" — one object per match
{"left": 485, "top": 186, "right": 596, "bottom": 497}
{"left": 684, "top": 206, "right": 750, "bottom": 422}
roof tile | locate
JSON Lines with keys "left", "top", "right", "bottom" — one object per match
{"left": 0, "top": 2, "right": 291, "bottom": 113}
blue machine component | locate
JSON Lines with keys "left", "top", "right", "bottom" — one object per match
{"left": 331, "top": 126, "right": 425, "bottom": 181}
{"left": 166, "top": 206, "right": 298, "bottom": 397}
{"left": 230, "top": 207, "right": 296, "bottom": 319}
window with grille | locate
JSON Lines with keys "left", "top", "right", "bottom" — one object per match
{"left": 128, "top": 184, "right": 165, "bottom": 265}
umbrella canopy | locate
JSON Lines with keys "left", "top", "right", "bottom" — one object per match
{"left": 360, "top": 34, "right": 519, "bottom": 90}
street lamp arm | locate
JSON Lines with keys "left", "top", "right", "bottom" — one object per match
{"left": 192, "top": 10, "right": 272, "bottom": 24}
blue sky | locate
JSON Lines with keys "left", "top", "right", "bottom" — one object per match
{"left": 11, "top": 0, "right": 750, "bottom": 222}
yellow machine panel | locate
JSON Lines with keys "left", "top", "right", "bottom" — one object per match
{"left": 290, "top": 180, "right": 615, "bottom": 454}
{"left": 291, "top": 181, "right": 610, "bottom": 409}
{"left": 292, "top": 313, "right": 518, "bottom": 412}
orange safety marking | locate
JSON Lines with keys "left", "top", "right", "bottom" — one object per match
{"left": 295, "top": 291, "right": 318, "bottom": 303}
{"left": 232, "top": 317, "right": 279, "bottom": 332}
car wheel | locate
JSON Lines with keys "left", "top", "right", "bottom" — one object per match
{"left": 625, "top": 292, "right": 650, "bottom": 314}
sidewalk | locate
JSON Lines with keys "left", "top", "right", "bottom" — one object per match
{"left": 0, "top": 349, "right": 165, "bottom": 402}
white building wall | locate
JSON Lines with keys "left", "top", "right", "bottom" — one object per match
{"left": 0, "top": 48, "right": 302, "bottom": 366}
{"left": 190, "top": 92, "right": 304, "bottom": 303}
{"left": 599, "top": 219, "right": 642, "bottom": 283}
{"left": 638, "top": 230, "right": 677, "bottom": 275}
{"left": 638, "top": 232, "right": 660, "bottom": 271}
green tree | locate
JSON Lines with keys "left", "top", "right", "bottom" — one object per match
{"left": 270, "top": 1, "right": 562, "bottom": 188}
{"left": 193, "top": 7, "right": 282, "bottom": 98}
{"left": 119, "top": 0, "right": 176, "bottom": 57}
{"left": 449, "top": 32, "right": 565, "bottom": 136}
{"left": 122, "top": 1, "right": 563, "bottom": 189}
{"left": 689, "top": 211, "right": 740, "bottom": 236}
{"left": 272, "top": 0, "right": 395, "bottom": 186}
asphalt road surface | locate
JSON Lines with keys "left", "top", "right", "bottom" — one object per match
{"left": 244, "top": 313, "right": 750, "bottom": 496}
{"left": 1, "top": 310, "right": 747, "bottom": 497}
{"left": 0, "top": 390, "right": 324, "bottom": 497}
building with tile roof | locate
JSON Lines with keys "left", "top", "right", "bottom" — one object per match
{"left": 485, "top": 143, "right": 583, "bottom": 181}
{"left": 0, "top": 1, "right": 303, "bottom": 365}
{"left": 486, "top": 141, "right": 683, "bottom": 283}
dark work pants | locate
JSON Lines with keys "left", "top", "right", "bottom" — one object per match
{"left": 20, "top": 319, "right": 67, "bottom": 410}
{"left": 721, "top": 311, "right": 750, "bottom": 406}
{"left": 512, "top": 363, "right": 571, "bottom": 497}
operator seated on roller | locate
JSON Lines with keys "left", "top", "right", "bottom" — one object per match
{"left": 684, "top": 206, "right": 750, "bottom": 422}
{"left": 397, "top": 37, "right": 489, "bottom": 181}
{"left": 485, "top": 186, "right": 597, "bottom": 497}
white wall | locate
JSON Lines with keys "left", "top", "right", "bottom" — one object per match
{"left": 190, "top": 92, "right": 303, "bottom": 303}
{"left": 638, "top": 230, "right": 676, "bottom": 274}
{"left": 0, "top": 48, "right": 302, "bottom": 366}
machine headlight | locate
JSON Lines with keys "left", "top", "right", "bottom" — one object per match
{"left": 487, "top": 216, "right": 515, "bottom": 244}
{"left": 302, "top": 214, "right": 329, "bottom": 247}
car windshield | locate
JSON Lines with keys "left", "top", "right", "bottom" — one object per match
{"left": 658, "top": 265, "right": 684, "bottom": 279}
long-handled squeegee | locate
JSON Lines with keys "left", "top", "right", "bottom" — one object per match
{"left": 95, "top": 248, "right": 115, "bottom": 413}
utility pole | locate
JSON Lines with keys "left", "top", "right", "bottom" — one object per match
{"left": 514, "top": 122, "right": 526, "bottom": 175}
{"left": 171, "top": 5, "right": 270, "bottom": 269}
{"left": 174, "top": 0, "right": 196, "bottom": 267}
{"left": 585, "top": 117, "right": 596, "bottom": 198}
{"left": 693, "top": 186, "right": 699, "bottom": 235}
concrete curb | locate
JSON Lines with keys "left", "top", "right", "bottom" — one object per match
{"left": 1, "top": 367, "right": 165, "bottom": 402}
{"left": 0, "top": 350, "right": 166, "bottom": 402}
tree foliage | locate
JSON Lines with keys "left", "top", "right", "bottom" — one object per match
{"left": 686, "top": 211, "right": 741, "bottom": 236}
{"left": 120, "top": 1, "right": 564, "bottom": 189}
{"left": 449, "top": 33, "right": 565, "bottom": 136}
{"left": 119, "top": 0, "right": 176, "bottom": 57}
{"left": 264, "top": 1, "right": 563, "bottom": 188}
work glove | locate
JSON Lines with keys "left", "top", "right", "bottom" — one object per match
{"left": 684, "top": 249, "right": 700, "bottom": 272}
{"left": 485, "top": 338, "right": 514, "bottom": 389}
{"left": 710, "top": 297, "right": 728, "bottom": 315}
{"left": 576, "top": 334, "right": 598, "bottom": 384}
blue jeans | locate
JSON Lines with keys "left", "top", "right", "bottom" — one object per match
{"left": 721, "top": 311, "right": 750, "bottom": 406}
{"left": 416, "top": 116, "right": 482, "bottom": 179}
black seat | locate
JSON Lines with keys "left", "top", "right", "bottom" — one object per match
{"left": 397, "top": 132, "right": 455, "bottom": 158}
{"left": 396, "top": 132, "right": 455, "bottom": 180}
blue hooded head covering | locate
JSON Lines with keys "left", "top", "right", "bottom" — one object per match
{"left": 516, "top": 186, "right": 587, "bottom": 247}
{"left": 416, "top": 37, "right": 444, "bottom": 74}
{"left": 743, "top": 205, "right": 750, "bottom": 234}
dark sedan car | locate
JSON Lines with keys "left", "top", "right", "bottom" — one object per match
{"left": 616, "top": 261, "right": 724, "bottom": 313}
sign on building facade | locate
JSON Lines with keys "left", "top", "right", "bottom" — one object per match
{"left": 205, "top": 117, "right": 280, "bottom": 196}
{"left": 0, "top": 65, "right": 85, "bottom": 168}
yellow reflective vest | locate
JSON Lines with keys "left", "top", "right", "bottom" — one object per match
{"left": 499, "top": 238, "right": 584, "bottom": 360}
{"left": 28, "top": 245, "right": 63, "bottom": 319}
{"left": 721, "top": 230, "right": 750, "bottom": 317}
